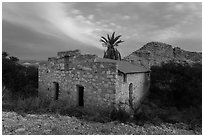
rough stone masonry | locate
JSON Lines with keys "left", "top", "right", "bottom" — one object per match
{"left": 38, "top": 50, "right": 150, "bottom": 115}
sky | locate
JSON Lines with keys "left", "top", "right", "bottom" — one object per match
{"left": 2, "top": 2, "right": 202, "bottom": 60}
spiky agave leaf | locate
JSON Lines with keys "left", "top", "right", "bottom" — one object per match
{"left": 114, "top": 40, "right": 124, "bottom": 46}
{"left": 100, "top": 39, "right": 107, "bottom": 44}
{"left": 112, "top": 35, "right": 122, "bottom": 45}
{"left": 107, "top": 34, "right": 111, "bottom": 42}
{"left": 100, "top": 36, "right": 110, "bottom": 47}
{"left": 110, "top": 32, "right": 115, "bottom": 45}
{"left": 101, "top": 36, "right": 108, "bottom": 43}
{"left": 111, "top": 32, "right": 115, "bottom": 40}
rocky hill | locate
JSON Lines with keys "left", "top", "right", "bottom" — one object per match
{"left": 124, "top": 42, "right": 202, "bottom": 68}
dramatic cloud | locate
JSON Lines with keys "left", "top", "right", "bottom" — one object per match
{"left": 2, "top": 2, "right": 202, "bottom": 60}
{"left": 3, "top": 3, "right": 104, "bottom": 49}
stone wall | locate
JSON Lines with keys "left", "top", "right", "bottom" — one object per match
{"left": 115, "top": 72, "right": 150, "bottom": 114}
{"left": 38, "top": 53, "right": 118, "bottom": 113}
{"left": 57, "top": 50, "right": 81, "bottom": 58}
{"left": 39, "top": 50, "right": 151, "bottom": 115}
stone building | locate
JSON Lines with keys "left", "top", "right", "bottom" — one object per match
{"left": 38, "top": 50, "right": 150, "bottom": 114}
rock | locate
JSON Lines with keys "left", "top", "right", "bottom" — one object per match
{"left": 4, "top": 112, "right": 17, "bottom": 118}
{"left": 44, "top": 123, "right": 49, "bottom": 126}
{"left": 2, "top": 111, "right": 200, "bottom": 135}
{"left": 124, "top": 42, "right": 202, "bottom": 67}
{"left": 27, "top": 114, "right": 37, "bottom": 118}
{"left": 21, "top": 118, "right": 27, "bottom": 122}
{"left": 15, "top": 128, "right": 26, "bottom": 133}
{"left": 44, "top": 129, "right": 52, "bottom": 133}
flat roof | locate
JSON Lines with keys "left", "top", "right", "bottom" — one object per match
{"left": 95, "top": 58, "right": 150, "bottom": 74}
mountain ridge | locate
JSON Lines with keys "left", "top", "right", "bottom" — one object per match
{"left": 124, "top": 41, "right": 202, "bottom": 68}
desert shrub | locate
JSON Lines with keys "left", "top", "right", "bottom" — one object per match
{"left": 59, "top": 107, "right": 87, "bottom": 117}
{"left": 47, "top": 101, "right": 60, "bottom": 113}
{"left": 149, "top": 61, "right": 202, "bottom": 109}
{"left": 12, "top": 97, "right": 36, "bottom": 113}
{"left": 181, "top": 107, "right": 202, "bottom": 125}
{"left": 134, "top": 105, "right": 153, "bottom": 121}
{"left": 133, "top": 102, "right": 161, "bottom": 125}
{"left": 3, "top": 94, "right": 112, "bottom": 122}
{"left": 110, "top": 108, "right": 130, "bottom": 122}
{"left": 82, "top": 109, "right": 112, "bottom": 123}
{"left": 147, "top": 61, "right": 202, "bottom": 129}
{"left": 3, "top": 96, "right": 50, "bottom": 113}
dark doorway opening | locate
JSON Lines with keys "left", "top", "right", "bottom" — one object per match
{"left": 129, "top": 83, "right": 133, "bottom": 108}
{"left": 53, "top": 82, "right": 59, "bottom": 100}
{"left": 77, "top": 85, "right": 84, "bottom": 107}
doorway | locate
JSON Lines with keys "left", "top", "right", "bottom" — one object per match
{"left": 77, "top": 85, "right": 84, "bottom": 106}
{"left": 53, "top": 82, "right": 59, "bottom": 100}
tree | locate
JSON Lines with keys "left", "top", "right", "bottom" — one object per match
{"left": 2, "top": 51, "right": 9, "bottom": 58}
{"left": 10, "top": 56, "right": 19, "bottom": 63}
{"left": 100, "top": 32, "right": 124, "bottom": 60}
{"left": 2, "top": 51, "right": 38, "bottom": 99}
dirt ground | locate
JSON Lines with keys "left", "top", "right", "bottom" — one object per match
{"left": 2, "top": 111, "right": 201, "bottom": 135}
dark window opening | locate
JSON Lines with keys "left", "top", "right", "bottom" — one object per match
{"left": 53, "top": 82, "right": 59, "bottom": 100}
{"left": 77, "top": 85, "right": 84, "bottom": 107}
{"left": 129, "top": 83, "right": 133, "bottom": 108}
{"left": 123, "top": 74, "right": 127, "bottom": 83}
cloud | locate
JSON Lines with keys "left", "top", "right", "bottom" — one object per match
{"left": 88, "top": 14, "right": 94, "bottom": 20}
{"left": 71, "top": 9, "right": 81, "bottom": 14}
{"left": 110, "top": 22, "right": 116, "bottom": 26}
{"left": 122, "top": 15, "right": 130, "bottom": 20}
{"left": 174, "top": 3, "right": 185, "bottom": 11}
{"left": 2, "top": 2, "right": 103, "bottom": 49}
{"left": 97, "top": 2, "right": 122, "bottom": 8}
{"left": 3, "top": 20, "right": 103, "bottom": 60}
{"left": 149, "top": 27, "right": 182, "bottom": 41}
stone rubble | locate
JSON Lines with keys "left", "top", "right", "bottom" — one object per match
{"left": 2, "top": 111, "right": 200, "bottom": 135}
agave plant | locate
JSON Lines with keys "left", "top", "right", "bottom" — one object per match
{"left": 100, "top": 32, "right": 124, "bottom": 60}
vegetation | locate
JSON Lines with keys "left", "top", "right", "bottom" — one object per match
{"left": 134, "top": 61, "right": 202, "bottom": 131}
{"left": 100, "top": 32, "right": 124, "bottom": 60}
{"left": 2, "top": 51, "right": 38, "bottom": 100}
{"left": 149, "top": 61, "right": 202, "bottom": 109}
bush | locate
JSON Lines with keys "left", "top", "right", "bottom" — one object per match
{"left": 82, "top": 110, "right": 112, "bottom": 123}
{"left": 146, "top": 61, "right": 202, "bottom": 129}
{"left": 149, "top": 61, "right": 202, "bottom": 109}
{"left": 2, "top": 51, "right": 38, "bottom": 100}
{"left": 110, "top": 108, "right": 130, "bottom": 122}
{"left": 12, "top": 97, "right": 47, "bottom": 113}
{"left": 3, "top": 94, "right": 112, "bottom": 123}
